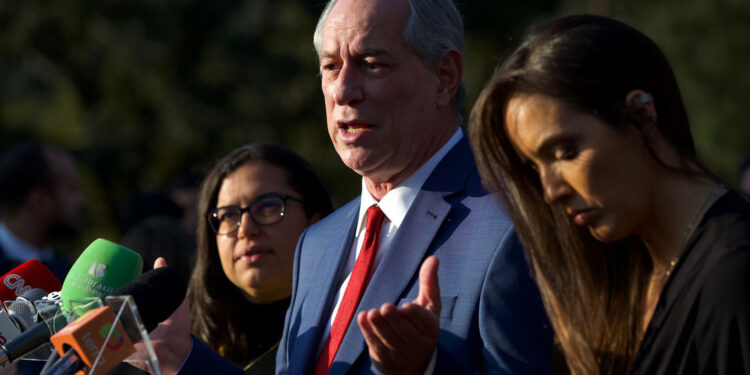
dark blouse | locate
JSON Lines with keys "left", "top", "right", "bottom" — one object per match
{"left": 240, "top": 297, "right": 290, "bottom": 375}
{"left": 630, "top": 191, "right": 750, "bottom": 374}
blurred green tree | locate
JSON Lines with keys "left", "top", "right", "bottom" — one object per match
{"left": 5, "top": 0, "right": 745, "bottom": 256}
{"left": 558, "top": 0, "right": 750, "bottom": 182}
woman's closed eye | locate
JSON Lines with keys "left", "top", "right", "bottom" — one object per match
{"left": 553, "top": 142, "right": 579, "bottom": 161}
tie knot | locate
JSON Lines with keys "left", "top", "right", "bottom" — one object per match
{"left": 365, "top": 205, "right": 385, "bottom": 233}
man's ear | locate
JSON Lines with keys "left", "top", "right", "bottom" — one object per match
{"left": 626, "top": 89, "right": 657, "bottom": 120}
{"left": 433, "top": 49, "right": 463, "bottom": 107}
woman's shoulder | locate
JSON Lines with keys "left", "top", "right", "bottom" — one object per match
{"left": 691, "top": 190, "right": 750, "bottom": 310}
{"left": 700, "top": 247, "right": 750, "bottom": 300}
{"left": 695, "top": 190, "right": 750, "bottom": 250}
{"left": 682, "top": 190, "right": 750, "bottom": 303}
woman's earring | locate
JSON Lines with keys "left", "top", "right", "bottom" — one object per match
{"left": 626, "top": 90, "right": 658, "bottom": 120}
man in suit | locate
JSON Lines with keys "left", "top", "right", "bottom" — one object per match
{"left": 0, "top": 143, "right": 83, "bottom": 281}
{"left": 139, "top": 0, "right": 554, "bottom": 373}
{"left": 278, "top": 0, "right": 552, "bottom": 372}
{"left": 0, "top": 143, "right": 83, "bottom": 375}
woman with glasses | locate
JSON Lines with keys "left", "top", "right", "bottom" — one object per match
{"left": 469, "top": 15, "right": 750, "bottom": 375}
{"left": 190, "top": 143, "right": 332, "bottom": 373}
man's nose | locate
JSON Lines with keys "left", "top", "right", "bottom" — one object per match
{"left": 540, "top": 167, "right": 572, "bottom": 204}
{"left": 330, "top": 64, "right": 364, "bottom": 105}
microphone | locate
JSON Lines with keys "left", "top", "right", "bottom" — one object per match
{"left": 0, "top": 288, "right": 48, "bottom": 345}
{"left": 0, "top": 239, "right": 143, "bottom": 367}
{"left": 0, "top": 261, "right": 62, "bottom": 346}
{"left": 47, "top": 306, "right": 132, "bottom": 375}
{"left": 0, "top": 260, "right": 62, "bottom": 304}
{"left": 59, "top": 238, "right": 143, "bottom": 315}
{"left": 46, "top": 267, "right": 187, "bottom": 375}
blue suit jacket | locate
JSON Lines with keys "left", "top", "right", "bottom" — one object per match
{"left": 179, "top": 138, "right": 554, "bottom": 374}
{"left": 278, "top": 138, "right": 553, "bottom": 374}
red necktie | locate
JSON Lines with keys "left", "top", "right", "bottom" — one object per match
{"left": 313, "top": 205, "right": 385, "bottom": 375}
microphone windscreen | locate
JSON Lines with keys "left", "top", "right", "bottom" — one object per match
{"left": 0, "top": 260, "right": 62, "bottom": 302}
{"left": 7, "top": 288, "right": 47, "bottom": 331}
{"left": 112, "top": 267, "right": 186, "bottom": 332}
{"left": 60, "top": 239, "right": 143, "bottom": 314}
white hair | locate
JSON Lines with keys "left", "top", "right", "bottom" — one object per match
{"left": 313, "top": 0, "right": 466, "bottom": 118}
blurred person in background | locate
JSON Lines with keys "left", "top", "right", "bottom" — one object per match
{"left": 188, "top": 143, "right": 332, "bottom": 373}
{"left": 119, "top": 190, "right": 184, "bottom": 235}
{"left": 0, "top": 142, "right": 85, "bottom": 281}
{"left": 167, "top": 171, "right": 203, "bottom": 238}
{"left": 121, "top": 216, "right": 196, "bottom": 282}
{"left": 0, "top": 142, "right": 86, "bottom": 375}
{"left": 470, "top": 14, "right": 750, "bottom": 374}
{"left": 739, "top": 151, "right": 750, "bottom": 195}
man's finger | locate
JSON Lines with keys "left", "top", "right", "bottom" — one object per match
{"left": 414, "top": 256, "right": 441, "bottom": 315}
{"left": 399, "top": 302, "right": 439, "bottom": 333}
{"left": 358, "top": 310, "right": 388, "bottom": 355}
{"left": 365, "top": 305, "right": 406, "bottom": 350}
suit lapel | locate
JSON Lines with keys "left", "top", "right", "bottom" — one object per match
{"left": 289, "top": 200, "right": 360, "bottom": 374}
{"left": 331, "top": 138, "right": 475, "bottom": 371}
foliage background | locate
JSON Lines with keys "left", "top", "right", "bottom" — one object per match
{"left": 1, "top": 0, "right": 748, "bottom": 255}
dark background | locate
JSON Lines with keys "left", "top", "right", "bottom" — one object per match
{"left": 1, "top": 0, "right": 748, "bottom": 255}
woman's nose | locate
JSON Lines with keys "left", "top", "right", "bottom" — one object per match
{"left": 541, "top": 167, "right": 572, "bottom": 204}
{"left": 237, "top": 212, "right": 260, "bottom": 238}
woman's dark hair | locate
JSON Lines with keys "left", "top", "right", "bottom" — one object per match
{"left": 189, "top": 143, "right": 333, "bottom": 366}
{"left": 469, "top": 15, "right": 704, "bottom": 374}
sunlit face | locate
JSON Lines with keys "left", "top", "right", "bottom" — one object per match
{"left": 504, "top": 94, "right": 653, "bottom": 242}
{"left": 319, "top": 0, "right": 444, "bottom": 183}
{"left": 215, "top": 162, "right": 310, "bottom": 303}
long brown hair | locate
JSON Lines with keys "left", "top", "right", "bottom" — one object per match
{"left": 469, "top": 15, "right": 700, "bottom": 374}
{"left": 189, "top": 143, "right": 332, "bottom": 365}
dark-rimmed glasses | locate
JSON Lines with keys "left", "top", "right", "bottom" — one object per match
{"left": 207, "top": 192, "right": 304, "bottom": 235}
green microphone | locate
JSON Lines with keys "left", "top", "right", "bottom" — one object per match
{"left": 59, "top": 238, "right": 143, "bottom": 315}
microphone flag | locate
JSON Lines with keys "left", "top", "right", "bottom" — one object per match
{"left": 50, "top": 306, "right": 134, "bottom": 375}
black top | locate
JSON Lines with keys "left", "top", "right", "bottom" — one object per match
{"left": 630, "top": 191, "right": 750, "bottom": 374}
{"left": 107, "top": 297, "right": 290, "bottom": 375}
{"left": 241, "top": 297, "right": 290, "bottom": 375}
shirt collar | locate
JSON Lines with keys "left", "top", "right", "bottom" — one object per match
{"left": 356, "top": 128, "right": 463, "bottom": 234}
{"left": 0, "top": 222, "right": 53, "bottom": 262}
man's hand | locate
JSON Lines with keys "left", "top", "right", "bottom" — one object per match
{"left": 128, "top": 257, "right": 192, "bottom": 375}
{"left": 357, "top": 256, "right": 441, "bottom": 374}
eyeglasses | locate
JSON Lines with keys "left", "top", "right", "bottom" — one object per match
{"left": 207, "top": 193, "right": 304, "bottom": 235}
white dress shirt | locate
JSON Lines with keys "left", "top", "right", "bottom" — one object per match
{"left": 0, "top": 222, "right": 54, "bottom": 262}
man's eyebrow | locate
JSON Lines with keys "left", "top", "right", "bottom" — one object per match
{"left": 319, "top": 48, "right": 390, "bottom": 60}
{"left": 319, "top": 51, "right": 339, "bottom": 60}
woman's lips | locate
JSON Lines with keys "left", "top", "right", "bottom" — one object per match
{"left": 236, "top": 246, "right": 272, "bottom": 265}
{"left": 571, "top": 209, "right": 593, "bottom": 226}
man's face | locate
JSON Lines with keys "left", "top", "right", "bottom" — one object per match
{"left": 319, "top": 0, "right": 445, "bottom": 184}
